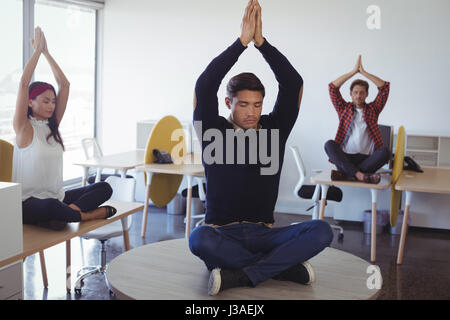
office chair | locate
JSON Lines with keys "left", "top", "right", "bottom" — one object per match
{"left": 81, "top": 138, "right": 132, "bottom": 184}
{"left": 290, "top": 145, "right": 344, "bottom": 240}
{"left": 1, "top": 139, "right": 50, "bottom": 288}
{"left": 379, "top": 124, "right": 394, "bottom": 168}
{"left": 182, "top": 176, "right": 206, "bottom": 227}
{"left": 74, "top": 176, "right": 136, "bottom": 295}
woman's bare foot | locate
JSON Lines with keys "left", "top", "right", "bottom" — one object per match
{"left": 80, "top": 207, "right": 108, "bottom": 221}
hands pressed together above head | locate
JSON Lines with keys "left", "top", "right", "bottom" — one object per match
{"left": 352, "top": 55, "right": 366, "bottom": 75}
{"left": 31, "top": 26, "right": 48, "bottom": 55}
{"left": 240, "top": 0, "right": 265, "bottom": 47}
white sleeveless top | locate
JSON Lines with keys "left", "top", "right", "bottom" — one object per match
{"left": 12, "top": 116, "right": 65, "bottom": 201}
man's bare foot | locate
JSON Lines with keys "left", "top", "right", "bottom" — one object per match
{"left": 355, "top": 171, "right": 365, "bottom": 181}
{"left": 356, "top": 171, "right": 381, "bottom": 184}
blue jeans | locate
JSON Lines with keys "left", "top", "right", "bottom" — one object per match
{"left": 189, "top": 220, "right": 333, "bottom": 286}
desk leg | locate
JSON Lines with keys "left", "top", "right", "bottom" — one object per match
{"left": 82, "top": 167, "right": 89, "bottom": 187}
{"left": 397, "top": 191, "right": 412, "bottom": 265}
{"left": 121, "top": 217, "right": 131, "bottom": 251}
{"left": 370, "top": 188, "right": 378, "bottom": 263}
{"left": 319, "top": 184, "right": 329, "bottom": 220}
{"left": 66, "top": 240, "right": 71, "bottom": 293}
{"left": 312, "top": 185, "right": 321, "bottom": 220}
{"left": 39, "top": 251, "right": 48, "bottom": 288}
{"left": 123, "top": 230, "right": 131, "bottom": 251}
{"left": 185, "top": 175, "right": 193, "bottom": 239}
{"left": 141, "top": 172, "right": 153, "bottom": 238}
{"left": 95, "top": 168, "right": 101, "bottom": 183}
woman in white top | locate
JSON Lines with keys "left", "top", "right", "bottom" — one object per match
{"left": 13, "top": 27, "right": 116, "bottom": 229}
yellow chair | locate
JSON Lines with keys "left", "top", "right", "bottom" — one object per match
{"left": 141, "top": 115, "right": 186, "bottom": 236}
{"left": 1, "top": 139, "right": 49, "bottom": 289}
{"left": 390, "top": 126, "right": 405, "bottom": 227}
{"left": 0, "top": 139, "right": 14, "bottom": 182}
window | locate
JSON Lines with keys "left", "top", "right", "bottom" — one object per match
{"left": 0, "top": 0, "right": 22, "bottom": 144}
{"left": 35, "top": 0, "right": 96, "bottom": 181}
{"left": 1, "top": 0, "right": 99, "bottom": 182}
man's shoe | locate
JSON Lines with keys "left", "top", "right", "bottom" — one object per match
{"left": 273, "top": 261, "right": 316, "bottom": 285}
{"left": 208, "top": 268, "right": 252, "bottom": 296}
{"left": 331, "top": 170, "right": 355, "bottom": 182}
{"left": 363, "top": 173, "right": 381, "bottom": 184}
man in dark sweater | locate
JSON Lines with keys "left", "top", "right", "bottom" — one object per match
{"left": 189, "top": 0, "right": 333, "bottom": 296}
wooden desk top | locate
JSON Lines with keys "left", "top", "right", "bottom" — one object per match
{"left": 395, "top": 167, "right": 450, "bottom": 194}
{"left": 106, "top": 239, "right": 379, "bottom": 300}
{"left": 0, "top": 200, "right": 143, "bottom": 268}
{"left": 73, "top": 150, "right": 145, "bottom": 170}
{"left": 311, "top": 168, "right": 392, "bottom": 190}
{"left": 135, "top": 157, "right": 204, "bottom": 176}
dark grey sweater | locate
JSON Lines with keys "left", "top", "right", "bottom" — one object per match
{"left": 193, "top": 38, "right": 303, "bottom": 226}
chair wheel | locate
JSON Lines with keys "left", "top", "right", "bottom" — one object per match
{"left": 75, "top": 288, "right": 82, "bottom": 295}
{"left": 338, "top": 233, "right": 344, "bottom": 241}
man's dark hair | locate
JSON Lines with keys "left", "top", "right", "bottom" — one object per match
{"left": 226, "top": 72, "right": 265, "bottom": 99}
{"left": 350, "top": 79, "right": 369, "bottom": 93}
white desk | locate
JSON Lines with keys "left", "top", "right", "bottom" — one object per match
{"left": 311, "top": 168, "right": 392, "bottom": 262}
{"left": 0, "top": 200, "right": 143, "bottom": 292}
{"left": 0, "top": 183, "right": 23, "bottom": 300}
{"left": 135, "top": 156, "right": 204, "bottom": 239}
{"left": 395, "top": 167, "right": 450, "bottom": 264}
{"left": 73, "top": 150, "right": 145, "bottom": 186}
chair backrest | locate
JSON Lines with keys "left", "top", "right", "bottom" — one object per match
{"left": 195, "top": 176, "right": 206, "bottom": 201}
{"left": 0, "top": 139, "right": 14, "bottom": 182}
{"left": 81, "top": 138, "right": 103, "bottom": 160}
{"left": 105, "top": 176, "right": 136, "bottom": 230}
{"left": 379, "top": 124, "right": 394, "bottom": 168}
{"left": 289, "top": 146, "right": 306, "bottom": 198}
{"left": 144, "top": 115, "right": 186, "bottom": 207}
{"left": 105, "top": 176, "right": 136, "bottom": 202}
{"left": 82, "top": 138, "right": 104, "bottom": 178}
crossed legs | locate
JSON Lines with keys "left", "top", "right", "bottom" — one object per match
{"left": 324, "top": 140, "right": 390, "bottom": 181}
{"left": 189, "top": 220, "right": 333, "bottom": 286}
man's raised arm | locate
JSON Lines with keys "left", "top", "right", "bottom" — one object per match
{"left": 194, "top": 1, "right": 257, "bottom": 115}
{"left": 331, "top": 55, "right": 361, "bottom": 88}
{"left": 359, "top": 59, "right": 386, "bottom": 88}
{"left": 253, "top": 0, "right": 303, "bottom": 127}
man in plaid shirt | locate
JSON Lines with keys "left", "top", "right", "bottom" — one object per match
{"left": 325, "top": 55, "right": 390, "bottom": 184}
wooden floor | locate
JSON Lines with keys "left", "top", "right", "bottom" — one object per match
{"left": 22, "top": 206, "right": 450, "bottom": 300}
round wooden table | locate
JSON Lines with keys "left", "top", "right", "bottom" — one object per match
{"left": 106, "top": 239, "right": 380, "bottom": 300}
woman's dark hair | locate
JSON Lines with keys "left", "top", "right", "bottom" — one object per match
{"left": 226, "top": 72, "right": 265, "bottom": 99}
{"left": 28, "top": 81, "right": 65, "bottom": 151}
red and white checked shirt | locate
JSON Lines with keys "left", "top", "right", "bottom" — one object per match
{"left": 328, "top": 81, "right": 390, "bottom": 151}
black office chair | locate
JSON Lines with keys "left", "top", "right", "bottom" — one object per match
{"left": 290, "top": 146, "right": 344, "bottom": 240}
{"left": 379, "top": 124, "right": 394, "bottom": 168}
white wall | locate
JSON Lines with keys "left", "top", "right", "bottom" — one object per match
{"left": 100, "top": 0, "right": 450, "bottom": 228}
